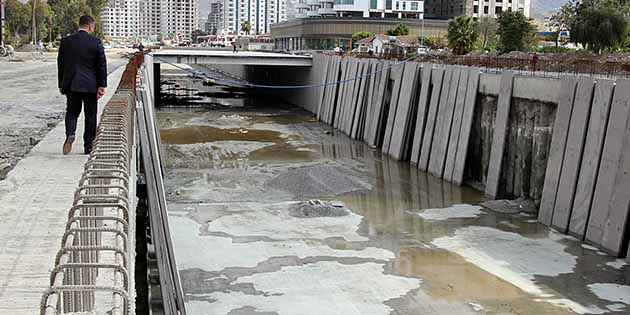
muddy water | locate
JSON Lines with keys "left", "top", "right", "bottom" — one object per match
{"left": 159, "top": 68, "right": 629, "bottom": 315}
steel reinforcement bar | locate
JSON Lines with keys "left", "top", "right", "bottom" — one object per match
{"left": 40, "top": 54, "right": 144, "bottom": 315}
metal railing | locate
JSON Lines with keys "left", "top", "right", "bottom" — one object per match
{"left": 40, "top": 56, "right": 140, "bottom": 315}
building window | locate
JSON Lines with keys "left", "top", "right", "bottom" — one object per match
{"left": 371, "top": 0, "right": 377, "bottom": 9}
{"left": 386, "top": 0, "right": 392, "bottom": 10}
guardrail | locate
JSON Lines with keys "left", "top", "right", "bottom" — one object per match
{"left": 136, "top": 53, "right": 187, "bottom": 315}
{"left": 40, "top": 54, "right": 142, "bottom": 315}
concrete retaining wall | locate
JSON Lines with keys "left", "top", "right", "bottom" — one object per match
{"left": 293, "top": 54, "right": 630, "bottom": 260}
{"left": 202, "top": 54, "right": 630, "bottom": 260}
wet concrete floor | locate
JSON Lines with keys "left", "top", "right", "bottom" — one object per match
{"left": 159, "top": 66, "right": 630, "bottom": 315}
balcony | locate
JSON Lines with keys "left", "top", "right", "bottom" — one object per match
{"left": 295, "top": 3, "right": 309, "bottom": 9}
{"left": 295, "top": 13, "right": 308, "bottom": 18}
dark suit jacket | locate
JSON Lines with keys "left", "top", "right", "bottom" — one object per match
{"left": 57, "top": 30, "right": 107, "bottom": 94}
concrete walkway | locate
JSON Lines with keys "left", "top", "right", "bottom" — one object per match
{"left": 0, "top": 66, "right": 125, "bottom": 315}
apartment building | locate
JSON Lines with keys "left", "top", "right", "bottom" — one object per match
{"left": 205, "top": 2, "right": 225, "bottom": 33}
{"left": 102, "top": 0, "right": 140, "bottom": 40}
{"left": 223, "top": 0, "right": 289, "bottom": 34}
{"left": 103, "top": 0, "right": 199, "bottom": 41}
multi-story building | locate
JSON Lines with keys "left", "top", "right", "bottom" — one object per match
{"left": 102, "top": 0, "right": 140, "bottom": 40}
{"left": 223, "top": 0, "right": 288, "bottom": 34}
{"left": 295, "top": 0, "right": 424, "bottom": 20}
{"left": 103, "top": 0, "right": 199, "bottom": 41}
{"left": 205, "top": 2, "right": 224, "bottom": 34}
{"left": 139, "top": 0, "right": 161, "bottom": 38}
{"left": 424, "top": 0, "right": 530, "bottom": 19}
{"left": 160, "top": 0, "right": 199, "bottom": 40}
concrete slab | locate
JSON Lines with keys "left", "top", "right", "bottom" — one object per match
{"left": 362, "top": 60, "right": 380, "bottom": 141}
{"left": 538, "top": 77, "right": 578, "bottom": 226}
{"left": 418, "top": 67, "right": 446, "bottom": 172}
{"left": 452, "top": 68, "right": 481, "bottom": 186}
{"left": 316, "top": 55, "right": 330, "bottom": 120}
{"left": 352, "top": 60, "right": 371, "bottom": 139}
{"left": 427, "top": 66, "right": 453, "bottom": 175}
{"left": 485, "top": 71, "right": 514, "bottom": 198}
{"left": 389, "top": 63, "right": 420, "bottom": 160}
{"left": 569, "top": 79, "right": 614, "bottom": 239}
{"left": 431, "top": 67, "right": 462, "bottom": 178}
{"left": 346, "top": 60, "right": 364, "bottom": 135}
{"left": 0, "top": 66, "right": 125, "bottom": 315}
{"left": 586, "top": 80, "right": 630, "bottom": 248}
{"left": 366, "top": 61, "right": 391, "bottom": 147}
{"left": 601, "top": 107, "right": 630, "bottom": 256}
{"left": 382, "top": 64, "right": 405, "bottom": 154}
{"left": 552, "top": 77, "right": 596, "bottom": 232}
{"left": 410, "top": 66, "right": 432, "bottom": 165}
{"left": 444, "top": 69, "right": 470, "bottom": 182}
{"left": 332, "top": 58, "right": 349, "bottom": 128}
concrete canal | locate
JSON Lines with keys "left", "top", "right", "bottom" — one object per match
{"left": 157, "top": 65, "right": 629, "bottom": 315}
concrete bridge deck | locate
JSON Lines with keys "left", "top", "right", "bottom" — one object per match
{"left": 152, "top": 49, "right": 313, "bottom": 66}
{"left": 0, "top": 65, "right": 125, "bottom": 315}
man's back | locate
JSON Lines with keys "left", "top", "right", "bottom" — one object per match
{"left": 57, "top": 31, "right": 107, "bottom": 94}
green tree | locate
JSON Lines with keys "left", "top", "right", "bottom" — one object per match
{"left": 386, "top": 23, "right": 409, "bottom": 36}
{"left": 425, "top": 35, "right": 448, "bottom": 50}
{"left": 352, "top": 31, "right": 373, "bottom": 43}
{"left": 477, "top": 16, "right": 497, "bottom": 50}
{"left": 447, "top": 15, "right": 478, "bottom": 55}
{"left": 570, "top": 2, "right": 628, "bottom": 52}
{"left": 5, "top": 0, "right": 30, "bottom": 39}
{"left": 497, "top": 10, "right": 535, "bottom": 53}
{"left": 241, "top": 21, "right": 251, "bottom": 35}
{"left": 48, "top": 0, "right": 104, "bottom": 39}
{"left": 29, "top": 0, "right": 53, "bottom": 43}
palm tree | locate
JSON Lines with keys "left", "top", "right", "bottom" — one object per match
{"left": 447, "top": 15, "right": 479, "bottom": 55}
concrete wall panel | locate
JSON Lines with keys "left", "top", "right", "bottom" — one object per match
{"left": 352, "top": 60, "right": 371, "bottom": 139}
{"left": 366, "top": 61, "right": 391, "bottom": 147}
{"left": 538, "top": 78, "right": 578, "bottom": 225}
{"left": 569, "top": 79, "right": 614, "bottom": 239}
{"left": 418, "top": 67, "right": 445, "bottom": 171}
{"left": 382, "top": 63, "right": 405, "bottom": 153}
{"left": 410, "top": 65, "right": 433, "bottom": 165}
{"left": 444, "top": 69, "right": 470, "bottom": 182}
{"left": 431, "top": 67, "right": 462, "bottom": 178}
{"left": 552, "top": 77, "right": 596, "bottom": 232}
{"left": 485, "top": 71, "right": 514, "bottom": 198}
{"left": 586, "top": 79, "right": 630, "bottom": 247}
{"left": 427, "top": 66, "right": 453, "bottom": 174}
{"left": 389, "top": 63, "right": 420, "bottom": 160}
{"left": 453, "top": 68, "right": 481, "bottom": 186}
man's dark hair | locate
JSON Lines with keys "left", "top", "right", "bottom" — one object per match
{"left": 79, "top": 15, "right": 95, "bottom": 27}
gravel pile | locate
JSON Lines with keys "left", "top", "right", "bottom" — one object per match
{"left": 265, "top": 164, "right": 370, "bottom": 198}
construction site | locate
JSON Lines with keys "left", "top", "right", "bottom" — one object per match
{"left": 0, "top": 46, "right": 629, "bottom": 315}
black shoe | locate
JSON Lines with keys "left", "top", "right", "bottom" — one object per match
{"left": 62, "top": 135, "right": 75, "bottom": 155}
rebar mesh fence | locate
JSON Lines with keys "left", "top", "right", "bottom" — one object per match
{"left": 40, "top": 54, "right": 142, "bottom": 315}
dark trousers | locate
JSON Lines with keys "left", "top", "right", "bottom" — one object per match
{"left": 65, "top": 92, "right": 97, "bottom": 150}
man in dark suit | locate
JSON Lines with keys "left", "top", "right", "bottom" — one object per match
{"left": 57, "top": 15, "right": 107, "bottom": 155}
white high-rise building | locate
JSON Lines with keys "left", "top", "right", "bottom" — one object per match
{"left": 103, "top": 0, "right": 199, "bottom": 41}
{"left": 295, "top": 0, "right": 424, "bottom": 20}
{"left": 102, "top": 0, "right": 140, "bottom": 40}
{"left": 223, "top": 0, "right": 288, "bottom": 35}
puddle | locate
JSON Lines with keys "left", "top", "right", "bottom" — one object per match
{"left": 160, "top": 126, "right": 286, "bottom": 145}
